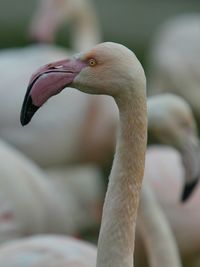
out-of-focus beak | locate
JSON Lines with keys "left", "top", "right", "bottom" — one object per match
{"left": 20, "top": 58, "right": 86, "bottom": 126}
{"left": 180, "top": 134, "right": 200, "bottom": 202}
{"left": 181, "top": 179, "right": 199, "bottom": 202}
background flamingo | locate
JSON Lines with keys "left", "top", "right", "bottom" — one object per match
{"left": 147, "top": 14, "right": 200, "bottom": 129}
{"left": 29, "top": 0, "right": 101, "bottom": 51}
{"left": 141, "top": 146, "right": 200, "bottom": 267}
{"left": 0, "top": 138, "right": 104, "bottom": 244}
{"left": 147, "top": 93, "right": 200, "bottom": 200}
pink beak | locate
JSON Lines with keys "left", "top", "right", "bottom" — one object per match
{"left": 20, "top": 58, "right": 87, "bottom": 126}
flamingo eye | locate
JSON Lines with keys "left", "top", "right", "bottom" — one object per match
{"left": 88, "top": 58, "right": 97, "bottom": 67}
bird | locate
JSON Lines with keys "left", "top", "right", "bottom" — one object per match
{"left": 0, "top": 137, "right": 104, "bottom": 244}
{"left": 2, "top": 42, "right": 184, "bottom": 267}
{"left": 0, "top": 138, "right": 70, "bottom": 243}
{"left": 0, "top": 42, "right": 147, "bottom": 267}
{"left": 29, "top": 0, "right": 101, "bottom": 51}
{"left": 142, "top": 146, "right": 200, "bottom": 267}
{"left": 147, "top": 13, "right": 200, "bottom": 129}
{"left": 46, "top": 164, "right": 104, "bottom": 233}
{"left": 147, "top": 93, "right": 200, "bottom": 200}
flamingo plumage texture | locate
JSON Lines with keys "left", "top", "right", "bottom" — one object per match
{"left": 0, "top": 139, "right": 103, "bottom": 244}
{"left": 0, "top": 42, "right": 147, "bottom": 267}
{"left": 147, "top": 93, "right": 200, "bottom": 200}
{"left": 143, "top": 146, "right": 200, "bottom": 267}
{"left": 0, "top": 139, "right": 70, "bottom": 243}
{"left": 148, "top": 14, "right": 200, "bottom": 127}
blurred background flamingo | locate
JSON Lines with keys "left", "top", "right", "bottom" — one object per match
{"left": 147, "top": 14, "right": 200, "bottom": 132}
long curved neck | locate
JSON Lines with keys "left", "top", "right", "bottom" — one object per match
{"left": 96, "top": 88, "right": 147, "bottom": 267}
{"left": 138, "top": 182, "right": 182, "bottom": 267}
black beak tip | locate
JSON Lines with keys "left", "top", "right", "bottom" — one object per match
{"left": 181, "top": 179, "right": 199, "bottom": 202}
{"left": 20, "top": 114, "right": 30, "bottom": 126}
{"left": 20, "top": 96, "right": 39, "bottom": 126}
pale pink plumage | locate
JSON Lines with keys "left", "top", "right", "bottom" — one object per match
{"left": 0, "top": 138, "right": 103, "bottom": 244}
{"left": 140, "top": 146, "right": 200, "bottom": 267}
{"left": 148, "top": 14, "right": 200, "bottom": 127}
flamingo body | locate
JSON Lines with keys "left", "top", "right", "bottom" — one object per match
{"left": 0, "top": 235, "right": 96, "bottom": 267}
{"left": 0, "top": 138, "right": 103, "bottom": 243}
{"left": 145, "top": 146, "right": 200, "bottom": 263}
{"left": 148, "top": 14, "right": 200, "bottom": 127}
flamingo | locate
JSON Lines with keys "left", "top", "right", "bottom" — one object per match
{"left": 140, "top": 146, "right": 200, "bottom": 267}
{"left": 0, "top": 138, "right": 70, "bottom": 243}
{"left": 29, "top": 0, "right": 101, "bottom": 51}
{"left": 0, "top": 138, "right": 104, "bottom": 244}
{"left": 0, "top": 42, "right": 147, "bottom": 267}
{"left": 147, "top": 13, "right": 200, "bottom": 128}
{"left": 147, "top": 94, "right": 200, "bottom": 200}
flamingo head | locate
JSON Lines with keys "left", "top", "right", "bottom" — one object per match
{"left": 148, "top": 93, "right": 200, "bottom": 202}
{"left": 21, "top": 42, "right": 145, "bottom": 125}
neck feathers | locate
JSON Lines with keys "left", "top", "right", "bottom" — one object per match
{"left": 138, "top": 183, "right": 182, "bottom": 267}
{"left": 96, "top": 87, "right": 147, "bottom": 267}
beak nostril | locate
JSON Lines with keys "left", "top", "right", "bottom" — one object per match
{"left": 46, "top": 62, "right": 63, "bottom": 69}
{"left": 49, "top": 65, "right": 64, "bottom": 70}
{"left": 54, "top": 65, "right": 64, "bottom": 69}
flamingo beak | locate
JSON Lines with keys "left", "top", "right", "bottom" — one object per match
{"left": 181, "top": 179, "right": 199, "bottom": 202}
{"left": 180, "top": 135, "right": 200, "bottom": 202}
{"left": 20, "top": 58, "right": 87, "bottom": 126}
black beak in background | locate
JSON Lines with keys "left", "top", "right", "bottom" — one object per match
{"left": 181, "top": 178, "right": 199, "bottom": 202}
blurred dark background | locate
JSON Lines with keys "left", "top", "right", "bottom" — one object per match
{"left": 0, "top": 0, "right": 199, "bottom": 63}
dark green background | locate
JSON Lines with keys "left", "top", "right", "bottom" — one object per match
{"left": 0, "top": 0, "right": 199, "bottom": 61}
